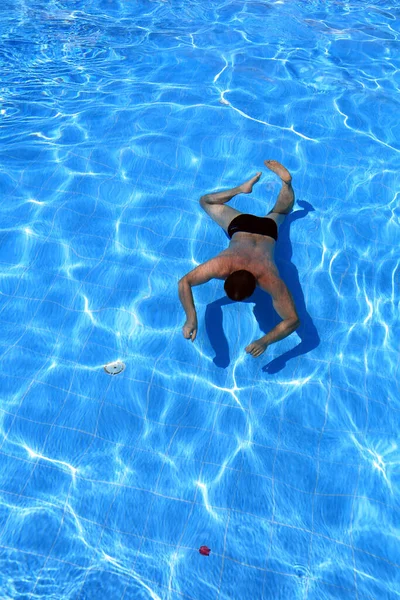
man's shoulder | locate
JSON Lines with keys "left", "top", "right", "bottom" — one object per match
{"left": 209, "top": 253, "right": 234, "bottom": 280}
{"left": 185, "top": 255, "right": 232, "bottom": 286}
{"left": 257, "top": 269, "right": 283, "bottom": 294}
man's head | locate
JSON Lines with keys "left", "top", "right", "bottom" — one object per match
{"left": 224, "top": 269, "right": 256, "bottom": 301}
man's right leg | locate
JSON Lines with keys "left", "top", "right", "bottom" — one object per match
{"left": 200, "top": 172, "right": 262, "bottom": 233}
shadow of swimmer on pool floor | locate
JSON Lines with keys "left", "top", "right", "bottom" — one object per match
{"left": 178, "top": 161, "right": 320, "bottom": 371}
{"left": 205, "top": 201, "right": 320, "bottom": 372}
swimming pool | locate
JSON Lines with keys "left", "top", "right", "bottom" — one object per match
{"left": 0, "top": 0, "right": 399, "bottom": 598}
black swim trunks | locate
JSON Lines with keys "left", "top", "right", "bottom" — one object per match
{"left": 227, "top": 213, "right": 278, "bottom": 241}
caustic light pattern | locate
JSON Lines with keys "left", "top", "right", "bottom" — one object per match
{"left": 0, "top": 0, "right": 399, "bottom": 599}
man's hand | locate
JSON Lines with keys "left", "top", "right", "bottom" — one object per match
{"left": 182, "top": 318, "right": 198, "bottom": 342}
{"left": 245, "top": 339, "right": 269, "bottom": 358}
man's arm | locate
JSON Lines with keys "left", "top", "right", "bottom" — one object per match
{"left": 246, "top": 276, "right": 300, "bottom": 357}
{"left": 178, "top": 256, "right": 230, "bottom": 341}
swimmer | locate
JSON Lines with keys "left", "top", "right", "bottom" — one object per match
{"left": 178, "top": 160, "right": 300, "bottom": 358}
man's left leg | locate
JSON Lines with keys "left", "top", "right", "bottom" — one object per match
{"left": 200, "top": 172, "right": 262, "bottom": 233}
{"left": 263, "top": 160, "right": 294, "bottom": 227}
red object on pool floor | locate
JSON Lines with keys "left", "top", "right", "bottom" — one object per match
{"left": 199, "top": 546, "right": 211, "bottom": 556}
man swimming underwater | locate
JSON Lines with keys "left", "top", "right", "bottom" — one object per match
{"left": 178, "top": 160, "right": 300, "bottom": 358}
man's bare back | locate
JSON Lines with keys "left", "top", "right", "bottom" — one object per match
{"left": 178, "top": 160, "right": 300, "bottom": 358}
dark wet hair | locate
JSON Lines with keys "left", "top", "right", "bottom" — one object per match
{"left": 224, "top": 270, "right": 256, "bottom": 301}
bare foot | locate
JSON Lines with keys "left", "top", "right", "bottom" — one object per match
{"left": 240, "top": 172, "right": 262, "bottom": 194}
{"left": 264, "top": 160, "right": 292, "bottom": 183}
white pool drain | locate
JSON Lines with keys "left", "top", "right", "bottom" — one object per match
{"left": 104, "top": 360, "right": 126, "bottom": 375}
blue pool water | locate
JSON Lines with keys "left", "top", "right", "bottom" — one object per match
{"left": 0, "top": 0, "right": 399, "bottom": 598}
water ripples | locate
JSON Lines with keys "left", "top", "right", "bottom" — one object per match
{"left": 0, "top": 0, "right": 400, "bottom": 598}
